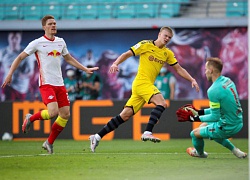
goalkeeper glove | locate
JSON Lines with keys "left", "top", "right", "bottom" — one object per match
{"left": 189, "top": 115, "right": 201, "bottom": 122}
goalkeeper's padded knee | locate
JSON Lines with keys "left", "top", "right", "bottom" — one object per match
{"left": 190, "top": 131, "right": 196, "bottom": 138}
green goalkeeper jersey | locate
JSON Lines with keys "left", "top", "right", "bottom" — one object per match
{"left": 200, "top": 76, "right": 243, "bottom": 131}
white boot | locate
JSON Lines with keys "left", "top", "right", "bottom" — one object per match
{"left": 232, "top": 148, "right": 247, "bottom": 159}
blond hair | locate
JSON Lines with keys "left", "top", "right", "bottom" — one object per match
{"left": 160, "top": 26, "right": 174, "bottom": 36}
{"left": 206, "top": 57, "right": 223, "bottom": 72}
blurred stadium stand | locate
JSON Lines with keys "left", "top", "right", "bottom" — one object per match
{"left": 0, "top": 0, "right": 248, "bottom": 30}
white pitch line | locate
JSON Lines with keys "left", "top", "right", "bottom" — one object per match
{"left": 0, "top": 152, "right": 232, "bottom": 158}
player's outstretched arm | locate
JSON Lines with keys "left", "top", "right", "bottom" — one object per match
{"left": 172, "top": 63, "right": 200, "bottom": 92}
{"left": 109, "top": 50, "right": 133, "bottom": 74}
{"left": 64, "top": 53, "right": 99, "bottom": 74}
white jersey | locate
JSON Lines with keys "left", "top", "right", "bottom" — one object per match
{"left": 24, "top": 35, "right": 69, "bottom": 86}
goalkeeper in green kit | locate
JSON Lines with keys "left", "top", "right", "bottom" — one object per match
{"left": 176, "top": 57, "right": 247, "bottom": 159}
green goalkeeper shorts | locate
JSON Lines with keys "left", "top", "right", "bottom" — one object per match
{"left": 199, "top": 122, "right": 243, "bottom": 139}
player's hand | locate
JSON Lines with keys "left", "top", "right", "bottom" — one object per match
{"left": 188, "top": 115, "right": 201, "bottom": 122}
{"left": 191, "top": 79, "right": 200, "bottom": 92}
{"left": 176, "top": 108, "right": 193, "bottom": 122}
{"left": 185, "top": 106, "right": 198, "bottom": 116}
{"left": 85, "top": 67, "right": 99, "bottom": 74}
{"left": 109, "top": 63, "right": 119, "bottom": 73}
{"left": 176, "top": 104, "right": 200, "bottom": 122}
{"left": 1, "top": 74, "right": 12, "bottom": 88}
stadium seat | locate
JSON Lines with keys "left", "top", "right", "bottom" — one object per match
{"left": 0, "top": 5, "right": 4, "bottom": 20}
{"left": 158, "top": 2, "right": 180, "bottom": 18}
{"left": 135, "top": 2, "right": 156, "bottom": 18}
{"left": 78, "top": 3, "right": 98, "bottom": 19}
{"left": 115, "top": 3, "right": 135, "bottom": 19}
{"left": 42, "top": 1, "right": 62, "bottom": 20}
{"left": 61, "top": 2, "right": 79, "bottom": 20}
{"left": 98, "top": 3, "right": 114, "bottom": 19}
{"left": 22, "top": 3, "right": 43, "bottom": 20}
{"left": 226, "top": 1, "right": 247, "bottom": 17}
{"left": 3, "top": 4, "right": 22, "bottom": 20}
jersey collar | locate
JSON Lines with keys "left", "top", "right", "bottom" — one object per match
{"left": 43, "top": 35, "right": 55, "bottom": 41}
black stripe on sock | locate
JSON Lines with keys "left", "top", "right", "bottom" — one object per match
{"left": 98, "top": 115, "right": 125, "bottom": 138}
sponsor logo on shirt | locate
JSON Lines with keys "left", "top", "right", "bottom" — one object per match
{"left": 133, "top": 43, "right": 141, "bottom": 50}
{"left": 148, "top": 55, "right": 164, "bottom": 64}
{"left": 47, "top": 50, "right": 61, "bottom": 57}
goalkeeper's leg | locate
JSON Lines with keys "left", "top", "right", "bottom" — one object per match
{"left": 214, "top": 138, "right": 247, "bottom": 158}
{"left": 214, "top": 139, "right": 234, "bottom": 151}
{"left": 190, "top": 130, "right": 205, "bottom": 155}
{"left": 191, "top": 123, "right": 216, "bottom": 155}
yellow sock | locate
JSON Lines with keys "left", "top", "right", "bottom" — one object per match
{"left": 55, "top": 116, "right": 68, "bottom": 127}
{"left": 41, "top": 110, "right": 50, "bottom": 120}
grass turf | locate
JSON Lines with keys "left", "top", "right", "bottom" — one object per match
{"left": 0, "top": 139, "right": 248, "bottom": 180}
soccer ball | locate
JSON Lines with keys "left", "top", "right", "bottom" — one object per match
{"left": 2, "top": 132, "right": 13, "bottom": 141}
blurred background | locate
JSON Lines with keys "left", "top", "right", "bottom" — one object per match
{"left": 0, "top": 0, "right": 248, "bottom": 140}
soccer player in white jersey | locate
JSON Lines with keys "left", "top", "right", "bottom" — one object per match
{"left": 0, "top": 32, "right": 35, "bottom": 101}
{"left": 1, "top": 15, "right": 99, "bottom": 154}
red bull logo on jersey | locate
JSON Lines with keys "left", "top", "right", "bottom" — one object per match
{"left": 47, "top": 50, "right": 61, "bottom": 57}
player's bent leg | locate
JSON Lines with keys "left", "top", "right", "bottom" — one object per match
{"left": 22, "top": 114, "right": 32, "bottom": 134}
{"left": 47, "top": 117, "right": 68, "bottom": 146}
{"left": 190, "top": 130, "right": 205, "bottom": 155}
{"left": 213, "top": 139, "right": 235, "bottom": 151}
{"left": 186, "top": 147, "right": 208, "bottom": 158}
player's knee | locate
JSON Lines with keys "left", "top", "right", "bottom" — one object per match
{"left": 64, "top": 111, "right": 70, "bottom": 119}
{"left": 48, "top": 109, "right": 59, "bottom": 118}
{"left": 120, "top": 113, "right": 131, "bottom": 121}
{"left": 156, "top": 99, "right": 167, "bottom": 108}
{"left": 120, "top": 107, "right": 133, "bottom": 121}
{"left": 59, "top": 110, "right": 70, "bottom": 120}
{"left": 160, "top": 101, "right": 167, "bottom": 108}
{"left": 190, "top": 130, "right": 197, "bottom": 138}
{"left": 191, "top": 129, "right": 202, "bottom": 138}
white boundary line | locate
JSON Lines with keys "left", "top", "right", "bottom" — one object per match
{"left": 0, "top": 152, "right": 233, "bottom": 158}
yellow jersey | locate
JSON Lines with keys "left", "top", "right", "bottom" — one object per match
{"left": 130, "top": 40, "right": 177, "bottom": 84}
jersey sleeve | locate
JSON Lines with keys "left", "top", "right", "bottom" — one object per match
{"left": 204, "top": 108, "right": 211, "bottom": 114}
{"left": 61, "top": 38, "right": 69, "bottom": 56}
{"left": 24, "top": 39, "right": 38, "bottom": 55}
{"left": 200, "top": 101, "right": 221, "bottom": 122}
{"left": 200, "top": 108, "right": 220, "bottom": 122}
{"left": 166, "top": 49, "right": 178, "bottom": 65}
{"left": 130, "top": 40, "right": 148, "bottom": 56}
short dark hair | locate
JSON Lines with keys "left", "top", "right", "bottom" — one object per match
{"left": 41, "top": 15, "right": 55, "bottom": 26}
{"left": 206, "top": 57, "right": 223, "bottom": 72}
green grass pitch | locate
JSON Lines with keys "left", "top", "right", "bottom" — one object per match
{"left": 0, "top": 139, "right": 248, "bottom": 180}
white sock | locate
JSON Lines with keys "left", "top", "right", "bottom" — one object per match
{"left": 232, "top": 147, "right": 239, "bottom": 153}
{"left": 95, "top": 134, "right": 101, "bottom": 141}
{"left": 144, "top": 131, "right": 152, "bottom": 135}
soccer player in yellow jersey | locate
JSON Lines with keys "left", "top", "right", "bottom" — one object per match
{"left": 89, "top": 26, "right": 200, "bottom": 152}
